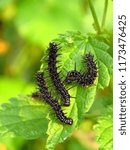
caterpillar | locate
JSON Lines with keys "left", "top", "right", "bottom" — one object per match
{"left": 48, "top": 42, "right": 70, "bottom": 106}
{"left": 32, "top": 71, "right": 73, "bottom": 125}
{"left": 65, "top": 53, "right": 98, "bottom": 86}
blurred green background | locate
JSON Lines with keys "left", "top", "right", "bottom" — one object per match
{"left": 0, "top": 0, "right": 112, "bottom": 149}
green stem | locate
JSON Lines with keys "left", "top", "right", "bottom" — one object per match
{"left": 101, "top": 0, "right": 108, "bottom": 29}
{"left": 88, "top": 0, "right": 101, "bottom": 34}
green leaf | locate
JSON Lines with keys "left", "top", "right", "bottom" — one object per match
{"left": 0, "top": 31, "right": 112, "bottom": 149}
{"left": 0, "top": 96, "right": 48, "bottom": 139}
{"left": 41, "top": 31, "right": 112, "bottom": 149}
{"left": 94, "top": 106, "right": 113, "bottom": 150}
{"left": 87, "top": 37, "right": 112, "bottom": 89}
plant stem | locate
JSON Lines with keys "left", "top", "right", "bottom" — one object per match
{"left": 101, "top": 0, "right": 108, "bottom": 29}
{"left": 88, "top": 0, "right": 101, "bottom": 34}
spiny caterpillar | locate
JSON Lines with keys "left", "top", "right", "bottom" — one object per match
{"left": 48, "top": 42, "right": 70, "bottom": 106}
{"left": 32, "top": 71, "right": 73, "bottom": 125}
{"left": 65, "top": 53, "right": 98, "bottom": 86}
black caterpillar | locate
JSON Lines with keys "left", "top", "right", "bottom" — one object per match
{"left": 48, "top": 42, "right": 70, "bottom": 106}
{"left": 65, "top": 53, "right": 98, "bottom": 86}
{"left": 32, "top": 71, "right": 73, "bottom": 125}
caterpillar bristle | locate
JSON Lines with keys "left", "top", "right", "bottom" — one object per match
{"left": 33, "top": 71, "right": 73, "bottom": 125}
{"left": 48, "top": 42, "right": 71, "bottom": 106}
{"left": 65, "top": 53, "right": 98, "bottom": 86}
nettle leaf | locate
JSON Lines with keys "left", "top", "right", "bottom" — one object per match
{"left": 0, "top": 31, "right": 112, "bottom": 149}
{"left": 93, "top": 106, "right": 113, "bottom": 150}
{"left": 0, "top": 96, "right": 48, "bottom": 139}
{"left": 87, "top": 37, "right": 112, "bottom": 89}
{"left": 43, "top": 31, "right": 113, "bottom": 149}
